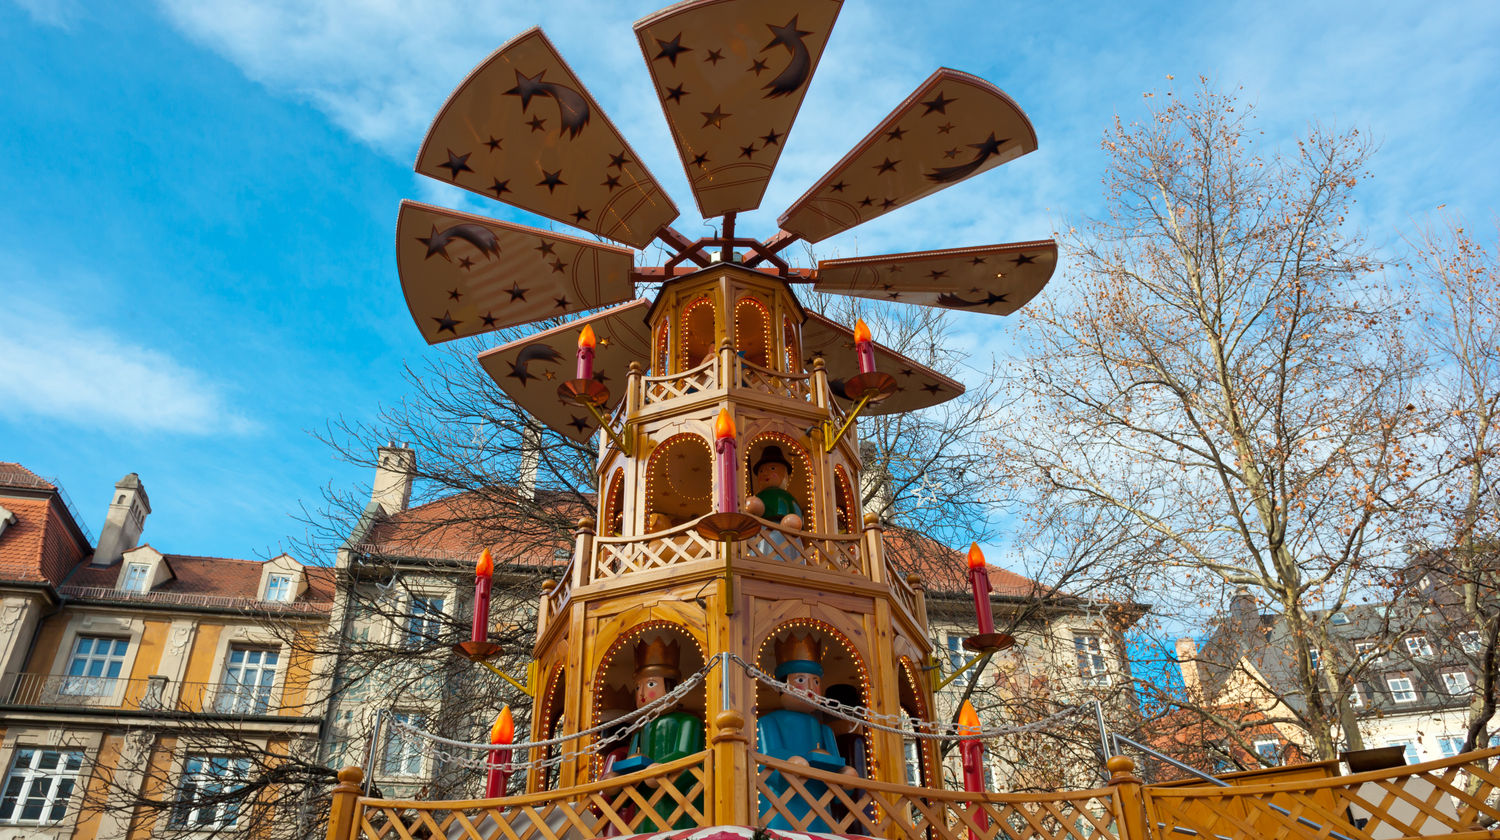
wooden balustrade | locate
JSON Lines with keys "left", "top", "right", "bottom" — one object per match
{"left": 738, "top": 524, "right": 864, "bottom": 574}
{"left": 734, "top": 357, "right": 813, "bottom": 402}
{"left": 1142, "top": 746, "right": 1500, "bottom": 840}
{"left": 642, "top": 360, "right": 718, "bottom": 405}
{"left": 752, "top": 753, "right": 1125, "bottom": 840}
{"left": 592, "top": 520, "right": 719, "bottom": 582}
{"left": 338, "top": 752, "right": 712, "bottom": 840}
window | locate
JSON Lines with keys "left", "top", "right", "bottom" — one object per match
{"left": 1253, "top": 738, "right": 1281, "bottom": 764}
{"left": 1439, "top": 736, "right": 1466, "bottom": 758}
{"left": 1442, "top": 671, "right": 1472, "bottom": 696}
{"left": 1387, "top": 739, "right": 1420, "bottom": 765}
{"left": 1330, "top": 612, "right": 1350, "bottom": 625}
{"left": 0, "top": 749, "right": 83, "bottom": 825}
{"left": 121, "top": 563, "right": 150, "bottom": 593}
{"left": 1354, "top": 641, "right": 1380, "bottom": 663}
{"left": 945, "top": 635, "right": 973, "bottom": 685}
{"left": 1387, "top": 676, "right": 1417, "bottom": 703}
{"left": 1349, "top": 685, "right": 1365, "bottom": 708}
{"left": 383, "top": 713, "right": 426, "bottom": 776}
{"left": 264, "top": 573, "right": 293, "bottom": 602}
{"left": 173, "top": 756, "right": 249, "bottom": 829}
{"left": 1404, "top": 636, "right": 1434, "bottom": 657}
{"left": 1075, "top": 634, "right": 1109, "bottom": 686}
{"left": 404, "top": 596, "right": 445, "bottom": 648}
{"left": 62, "top": 636, "right": 128, "bottom": 696}
{"left": 217, "top": 648, "right": 279, "bottom": 714}
{"left": 1460, "top": 631, "right": 1482, "bottom": 654}
{"left": 1308, "top": 648, "right": 1321, "bottom": 673}
{"left": 901, "top": 723, "right": 922, "bottom": 787}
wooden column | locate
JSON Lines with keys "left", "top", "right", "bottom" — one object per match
{"left": 324, "top": 766, "right": 364, "bottom": 840}
{"left": 1107, "top": 755, "right": 1149, "bottom": 840}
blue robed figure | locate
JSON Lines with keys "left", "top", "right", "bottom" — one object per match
{"left": 757, "top": 633, "right": 858, "bottom": 832}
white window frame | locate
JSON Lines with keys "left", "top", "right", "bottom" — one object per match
{"left": 1387, "top": 676, "right": 1417, "bottom": 703}
{"left": 120, "top": 563, "right": 151, "bottom": 593}
{"left": 1460, "top": 631, "right": 1482, "bottom": 654}
{"left": 62, "top": 636, "right": 129, "bottom": 697}
{"left": 1330, "top": 612, "right": 1350, "bottom": 625}
{"left": 1404, "top": 635, "right": 1434, "bottom": 658}
{"left": 1074, "top": 633, "right": 1110, "bottom": 687}
{"left": 1348, "top": 685, "right": 1365, "bottom": 708}
{"left": 0, "top": 748, "right": 84, "bottom": 825}
{"left": 173, "top": 755, "right": 250, "bottom": 829}
{"left": 403, "top": 595, "right": 446, "bottom": 649}
{"left": 216, "top": 647, "right": 281, "bottom": 714}
{"left": 264, "top": 573, "right": 293, "bottom": 603}
{"left": 1439, "top": 736, "right": 1465, "bottom": 758}
{"left": 383, "top": 713, "right": 427, "bottom": 777}
{"left": 1387, "top": 739, "right": 1420, "bottom": 765}
{"left": 1354, "top": 640, "right": 1380, "bottom": 663}
{"left": 1442, "top": 671, "right": 1472, "bottom": 696}
{"left": 1308, "top": 648, "right": 1321, "bottom": 673}
{"left": 1252, "top": 738, "right": 1281, "bottom": 763}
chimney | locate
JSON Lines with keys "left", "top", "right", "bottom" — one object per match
{"left": 1176, "top": 637, "right": 1202, "bottom": 699}
{"left": 93, "top": 473, "right": 151, "bottom": 566}
{"left": 1229, "top": 586, "right": 1259, "bottom": 628}
{"left": 517, "top": 424, "right": 543, "bottom": 501}
{"left": 371, "top": 444, "right": 416, "bottom": 514}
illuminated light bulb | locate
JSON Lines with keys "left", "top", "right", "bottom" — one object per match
{"left": 578, "top": 324, "right": 597, "bottom": 350}
{"left": 492, "top": 705, "right": 515, "bottom": 745}
{"left": 476, "top": 547, "right": 494, "bottom": 578}
{"left": 853, "top": 319, "right": 872, "bottom": 345}
{"left": 966, "top": 543, "right": 985, "bottom": 570}
{"left": 958, "top": 700, "right": 981, "bottom": 735}
{"left": 716, "top": 407, "right": 735, "bottom": 440}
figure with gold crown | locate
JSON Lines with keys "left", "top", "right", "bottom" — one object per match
{"left": 758, "top": 633, "right": 859, "bottom": 832}
{"left": 606, "top": 637, "right": 704, "bottom": 831}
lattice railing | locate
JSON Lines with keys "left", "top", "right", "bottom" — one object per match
{"left": 753, "top": 753, "right": 1124, "bottom": 840}
{"left": 593, "top": 520, "right": 719, "bottom": 582}
{"left": 887, "top": 560, "right": 921, "bottom": 620}
{"left": 735, "top": 358, "right": 812, "bottom": 402}
{"left": 1143, "top": 746, "right": 1500, "bottom": 840}
{"left": 643, "top": 361, "right": 717, "bottom": 405}
{"left": 352, "top": 752, "right": 710, "bottom": 840}
{"left": 739, "top": 525, "right": 863, "bottom": 575}
{"left": 544, "top": 561, "right": 572, "bottom": 617}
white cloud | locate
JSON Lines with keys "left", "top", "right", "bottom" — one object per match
{"left": 10, "top": 0, "right": 82, "bottom": 28}
{"left": 0, "top": 300, "right": 257, "bottom": 436}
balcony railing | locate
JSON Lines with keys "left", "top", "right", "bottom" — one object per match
{"left": 0, "top": 673, "right": 301, "bottom": 717}
{"left": 58, "top": 584, "right": 332, "bottom": 614}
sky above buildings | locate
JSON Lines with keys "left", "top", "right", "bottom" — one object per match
{"left": 2, "top": 0, "right": 1498, "bottom": 565}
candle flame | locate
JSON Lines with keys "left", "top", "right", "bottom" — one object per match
{"left": 966, "top": 542, "right": 986, "bottom": 570}
{"left": 491, "top": 705, "right": 515, "bottom": 744}
{"left": 476, "top": 547, "right": 494, "bottom": 577}
{"left": 715, "top": 407, "right": 735, "bottom": 440}
{"left": 578, "top": 324, "right": 597, "bottom": 350}
{"left": 853, "top": 318, "right": 872, "bottom": 344}
{"left": 958, "top": 699, "right": 981, "bottom": 734}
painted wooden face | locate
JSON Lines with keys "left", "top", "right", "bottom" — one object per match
{"left": 782, "top": 670, "right": 822, "bottom": 714}
{"left": 755, "top": 461, "right": 789, "bottom": 490}
{"left": 635, "top": 674, "right": 668, "bottom": 707}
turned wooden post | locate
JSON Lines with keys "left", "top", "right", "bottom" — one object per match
{"left": 325, "top": 765, "right": 364, "bottom": 840}
{"left": 627, "top": 360, "right": 644, "bottom": 413}
{"left": 710, "top": 708, "right": 752, "bottom": 827}
{"left": 1107, "top": 755, "right": 1149, "bottom": 840}
{"left": 810, "top": 355, "right": 829, "bottom": 409}
{"left": 572, "top": 517, "right": 594, "bottom": 588}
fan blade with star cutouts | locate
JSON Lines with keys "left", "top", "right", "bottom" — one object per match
{"left": 814, "top": 241, "right": 1057, "bottom": 316}
{"left": 777, "top": 68, "right": 1037, "bottom": 243}
{"left": 634, "top": 0, "right": 843, "bottom": 219}
{"left": 397, "top": 201, "right": 636, "bottom": 343}
{"left": 802, "top": 313, "right": 964, "bottom": 415}
{"left": 415, "top": 27, "right": 678, "bottom": 249}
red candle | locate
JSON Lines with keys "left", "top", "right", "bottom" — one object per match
{"left": 958, "top": 700, "right": 989, "bottom": 836}
{"left": 485, "top": 705, "right": 514, "bottom": 798}
{"left": 853, "top": 318, "right": 876, "bottom": 375}
{"left": 715, "top": 408, "right": 736, "bottom": 514}
{"left": 967, "top": 543, "right": 994, "bottom": 636}
{"left": 577, "top": 324, "right": 596, "bottom": 380}
{"left": 472, "top": 548, "right": 494, "bottom": 644}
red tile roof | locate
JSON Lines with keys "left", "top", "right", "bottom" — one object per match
{"left": 360, "top": 488, "right": 585, "bottom": 569}
{"left": 883, "top": 527, "right": 1043, "bottom": 597}
{"left": 0, "top": 474, "right": 88, "bottom": 585}
{"left": 65, "top": 552, "right": 335, "bottom": 606}
{"left": 0, "top": 462, "right": 55, "bottom": 491}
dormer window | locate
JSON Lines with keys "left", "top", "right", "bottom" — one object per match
{"left": 264, "top": 574, "right": 293, "bottom": 603}
{"left": 121, "top": 563, "right": 151, "bottom": 593}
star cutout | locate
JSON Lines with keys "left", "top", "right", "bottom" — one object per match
{"left": 937, "top": 122, "right": 955, "bottom": 135}
{"left": 506, "top": 363, "right": 534, "bottom": 386}
{"left": 481, "top": 312, "right": 498, "bottom": 328}
{"left": 592, "top": 370, "right": 610, "bottom": 383}
{"left": 885, "top": 126, "right": 907, "bottom": 141}
{"left": 527, "top": 115, "right": 547, "bottom": 132}
{"left": 601, "top": 174, "right": 622, "bottom": 191}
{"left": 739, "top": 143, "right": 758, "bottom": 159}
{"left": 507, "top": 283, "right": 528, "bottom": 302}
{"left": 432, "top": 311, "right": 461, "bottom": 334}
{"left": 880, "top": 198, "right": 898, "bottom": 210}
{"left": 691, "top": 152, "right": 710, "bottom": 168}
{"left": 655, "top": 34, "right": 691, "bottom": 66}
{"left": 764, "top": 16, "right": 813, "bottom": 52}
{"left": 505, "top": 70, "right": 548, "bottom": 110}
{"left": 888, "top": 264, "right": 905, "bottom": 274}
{"left": 535, "top": 241, "right": 556, "bottom": 257}
{"left": 418, "top": 225, "right": 451, "bottom": 259}
{"left": 970, "top": 256, "right": 987, "bottom": 265}
{"left": 873, "top": 157, "right": 899, "bottom": 174}
{"left": 921, "top": 91, "right": 955, "bottom": 115}
{"left": 921, "top": 383, "right": 943, "bottom": 395}
{"left": 898, "top": 368, "right": 915, "bottom": 377}
{"left": 887, "top": 291, "right": 902, "bottom": 299}
{"left": 447, "top": 287, "right": 463, "bottom": 301}
{"left": 437, "top": 149, "right": 473, "bottom": 180}
{"left": 485, "top": 136, "right": 503, "bottom": 151}
{"left": 489, "top": 178, "right": 511, "bottom": 198}
{"left": 928, "top": 269, "right": 948, "bottom": 280}
{"left": 553, "top": 295, "right": 571, "bottom": 309}
{"left": 458, "top": 256, "right": 474, "bottom": 269}
{"left": 943, "top": 147, "right": 961, "bottom": 159}
{"left": 970, "top": 133, "right": 1008, "bottom": 158}
{"left": 543, "top": 370, "right": 556, "bottom": 381}
{"left": 761, "top": 128, "right": 784, "bottom": 146}
{"left": 749, "top": 58, "right": 769, "bottom": 75}
{"left": 550, "top": 259, "right": 569, "bottom": 273}
{"left": 571, "top": 206, "right": 590, "bottom": 223}
{"left": 704, "top": 48, "right": 725, "bottom": 65}
{"left": 608, "top": 152, "right": 630, "bottom": 170}
{"left": 567, "top": 415, "right": 592, "bottom": 433}
{"left": 858, "top": 196, "right": 874, "bottom": 207}
{"left": 700, "top": 105, "right": 731, "bottom": 128}
{"left": 537, "top": 170, "right": 566, "bottom": 192}
{"left": 1012, "top": 253, "right": 1036, "bottom": 266}
{"left": 664, "top": 84, "right": 688, "bottom": 104}
{"left": 829, "top": 181, "right": 847, "bottom": 192}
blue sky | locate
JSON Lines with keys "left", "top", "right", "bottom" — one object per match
{"left": 2, "top": 0, "right": 1498, "bottom": 563}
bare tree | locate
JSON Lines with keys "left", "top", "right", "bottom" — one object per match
{"left": 989, "top": 80, "right": 1438, "bottom": 761}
